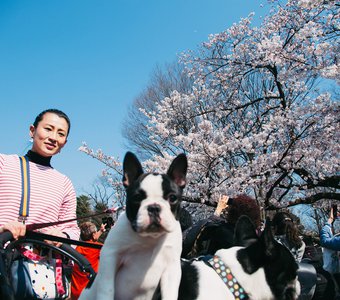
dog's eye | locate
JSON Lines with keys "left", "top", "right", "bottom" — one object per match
{"left": 133, "top": 190, "right": 146, "bottom": 203}
{"left": 168, "top": 194, "right": 178, "bottom": 204}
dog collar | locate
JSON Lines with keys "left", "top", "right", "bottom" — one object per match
{"left": 207, "top": 255, "right": 248, "bottom": 300}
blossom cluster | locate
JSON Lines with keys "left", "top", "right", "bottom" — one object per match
{"left": 81, "top": 0, "right": 339, "bottom": 210}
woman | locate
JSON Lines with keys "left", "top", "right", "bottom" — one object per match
{"left": 320, "top": 206, "right": 340, "bottom": 277}
{"left": 71, "top": 222, "right": 105, "bottom": 300}
{"left": 272, "top": 211, "right": 305, "bottom": 262}
{"left": 320, "top": 206, "right": 340, "bottom": 252}
{"left": 0, "top": 108, "right": 79, "bottom": 241}
{"left": 317, "top": 207, "right": 340, "bottom": 300}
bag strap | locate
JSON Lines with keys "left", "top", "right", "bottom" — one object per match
{"left": 18, "top": 156, "right": 30, "bottom": 223}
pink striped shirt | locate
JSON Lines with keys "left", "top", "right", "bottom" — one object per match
{"left": 0, "top": 153, "right": 79, "bottom": 240}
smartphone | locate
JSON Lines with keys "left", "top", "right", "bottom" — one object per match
{"left": 102, "top": 216, "right": 114, "bottom": 230}
{"left": 332, "top": 204, "right": 338, "bottom": 220}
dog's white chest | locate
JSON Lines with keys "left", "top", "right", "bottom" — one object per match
{"left": 114, "top": 245, "right": 169, "bottom": 299}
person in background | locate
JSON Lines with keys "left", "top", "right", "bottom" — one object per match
{"left": 0, "top": 108, "right": 79, "bottom": 242}
{"left": 182, "top": 194, "right": 262, "bottom": 258}
{"left": 320, "top": 205, "right": 340, "bottom": 275}
{"left": 272, "top": 211, "right": 306, "bottom": 263}
{"left": 319, "top": 205, "right": 340, "bottom": 299}
{"left": 320, "top": 205, "right": 340, "bottom": 252}
{"left": 71, "top": 222, "right": 105, "bottom": 300}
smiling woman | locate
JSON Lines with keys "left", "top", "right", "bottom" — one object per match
{"left": 30, "top": 109, "right": 70, "bottom": 157}
{"left": 0, "top": 108, "right": 79, "bottom": 242}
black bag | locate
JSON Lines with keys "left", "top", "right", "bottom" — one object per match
{"left": 9, "top": 250, "right": 70, "bottom": 300}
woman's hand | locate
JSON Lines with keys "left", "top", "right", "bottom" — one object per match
{"left": 328, "top": 207, "right": 334, "bottom": 224}
{"left": 214, "top": 195, "right": 229, "bottom": 216}
{"left": 41, "top": 228, "right": 68, "bottom": 247}
{"left": 0, "top": 221, "right": 26, "bottom": 239}
{"left": 99, "top": 223, "right": 106, "bottom": 233}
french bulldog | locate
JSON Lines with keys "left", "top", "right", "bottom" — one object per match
{"left": 79, "top": 151, "right": 187, "bottom": 300}
{"left": 178, "top": 215, "right": 301, "bottom": 300}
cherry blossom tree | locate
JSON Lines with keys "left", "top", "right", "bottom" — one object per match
{"left": 78, "top": 144, "right": 126, "bottom": 206}
{"left": 80, "top": 0, "right": 339, "bottom": 210}
{"left": 122, "top": 62, "right": 193, "bottom": 160}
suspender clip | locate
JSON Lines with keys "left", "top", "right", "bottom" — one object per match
{"left": 18, "top": 216, "right": 27, "bottom": 224}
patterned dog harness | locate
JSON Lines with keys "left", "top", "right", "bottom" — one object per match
{"left": 205, "top": 255, "right": 249, "bottom": 300}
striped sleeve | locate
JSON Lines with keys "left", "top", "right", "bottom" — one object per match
{"left": 0, "top": 154, "right": 4, "bottom": 171}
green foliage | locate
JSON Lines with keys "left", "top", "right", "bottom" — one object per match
{"left": 76, "top": 195, "right": 92, "bottom": 220}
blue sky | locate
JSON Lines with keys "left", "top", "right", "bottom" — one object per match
{"left": 0, "top": 0, "right": 266, "bottom": 194}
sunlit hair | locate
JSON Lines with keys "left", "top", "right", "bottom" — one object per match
{"left": 223, "top": 194, "right": 261, "bottom": 228}
{"left": 33, "top": 108, "right": 71, "bottom": 136}
{"left": 272, "top": 211, "right": 303, "bottom": 249}
{"left": 79, "top": 222, "right": 97, "bottom": 241}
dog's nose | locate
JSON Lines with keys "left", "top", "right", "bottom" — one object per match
{"left": 148, "top": 204, "right": 161, "bottom": 215}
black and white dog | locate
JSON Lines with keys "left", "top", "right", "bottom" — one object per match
{"left": 79, "top": 151, "right": 187, "bottom": 300}
{"left": 178, "top": 216, "right": 301, "bottom": 300}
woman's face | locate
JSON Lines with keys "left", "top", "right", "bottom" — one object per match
{"left": 30, "top": 112, "right": 69, "bottom": 157}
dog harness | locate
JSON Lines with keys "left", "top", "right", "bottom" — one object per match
{"left": 206, "top": 255, "right": 249, "bottom": 300}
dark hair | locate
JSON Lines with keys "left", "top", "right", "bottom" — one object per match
{"left": 272, "top": 211, "right": 303, "bottom": 249}
{"left": 79, "top": 222, "right": 97, "bottom": 241}
{"left": 33, "top": 109, "right": 71, "bottom": 136}
{"left": 224, "top": 194, "right": 261, "bottom": 228}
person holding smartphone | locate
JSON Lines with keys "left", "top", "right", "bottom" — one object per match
{"left": 101, "top": 216, "right": 114, "bottom": 231}
{"left": 320, "top": 205, "right": 340, "bottom": 252}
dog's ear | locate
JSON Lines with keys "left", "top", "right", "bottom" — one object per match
{"left": 122, "top": 152, "right": 144, "bottom": 188}
{"left": 167, "top": 153, "right": 188, "bottom": 189}
{"left": 234, "top": 215, "right": 259, "bottom": 247}
{"left": 261, "top": 217, "right": 278, "bottom": 258}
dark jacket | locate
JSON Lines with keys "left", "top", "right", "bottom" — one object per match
{"left": 182, "top": 216, "right": 235, "bottom": 258}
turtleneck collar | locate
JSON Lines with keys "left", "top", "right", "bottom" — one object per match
{"left": 25, "top": 150, "right": 52, "bottom": 167}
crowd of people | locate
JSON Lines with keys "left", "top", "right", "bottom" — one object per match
{"left": 0, "top": 108, "right": 339, "bottom": 299}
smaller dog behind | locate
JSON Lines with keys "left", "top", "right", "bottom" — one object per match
{"left": 79, "top": 151, "right": 187, "bottom": 300}
{"left": 178, "top": 215, "right": 301, "bottom": 300}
